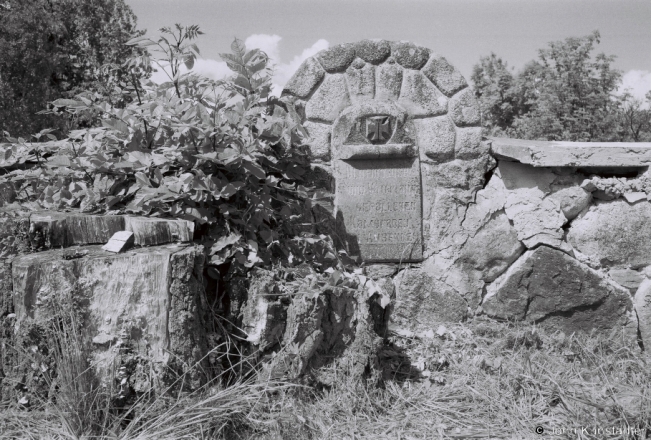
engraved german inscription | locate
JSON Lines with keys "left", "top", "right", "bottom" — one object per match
{"left": 336, "top": 157, "right": 423, "bottom": 262}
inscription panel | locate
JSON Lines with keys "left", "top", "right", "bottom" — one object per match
{"left": 336, "top": 158, "right": 423, "bottom": 262}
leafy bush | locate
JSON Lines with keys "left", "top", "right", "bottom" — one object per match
{"left": 1, "top": 24, "right": 324, "bottom": 271}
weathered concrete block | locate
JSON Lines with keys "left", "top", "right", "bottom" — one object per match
{"left": 283, "top": 57, "right": 325, "bottom": 98}
{"left": 392, "top": 267, "right": 468, "bottom": 333}
{"left": 498, "top": 161, "right": 566, "bottom": 249}
{"left": 398, "top": 70, "right": 448, "bottom": 117}
{"left": 422, "top": 54, "right": 468, "bottom": 97}
{"left": 305, "top": 74, "right": 351, "bottom": 123}
{"left": 490, "top": 137, "right": 651, "bottom": 167}
{"left": 568, "top": 200, "right": 651, "bottom": 269}
{"left": 457, "top": 212, "right": 525, "bottom": 283}
{"left": 448, "top": 88, "right": 481, "bottom": 127}
{"left": 482, "top": 246, "right": 637, "bottom": 335}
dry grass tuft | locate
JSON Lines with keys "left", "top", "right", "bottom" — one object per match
{"left": 2, "top": 319, "right": 650, "bottom": 439}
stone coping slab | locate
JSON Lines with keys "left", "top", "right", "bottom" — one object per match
{"left": 490, "top": 137, "right": 651, "bottom": 168}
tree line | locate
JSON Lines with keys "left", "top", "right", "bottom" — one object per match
{"left": 471, "top": 31, "right": 651, "bottom": 142}
{"left": 0, "top": 2, "right": 649, "bottom": 143}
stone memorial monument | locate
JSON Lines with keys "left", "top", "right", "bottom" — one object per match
{"left": 282, "top": 39, "right": 646, "bottom": 341}
{"left": 282, "top": 40, "right": 488, "bottom": 264}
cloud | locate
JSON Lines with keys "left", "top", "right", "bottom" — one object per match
{"left": 617, "top": 70, "right": 651, "bottom": 109}
{"left": 245, "top": 34, "right": 282, "bottom": 63}
{"left": 149, "top": 34, "right": 330, "bottom": 97}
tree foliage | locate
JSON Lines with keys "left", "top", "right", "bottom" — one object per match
{"left": 0, "top": 0, "right": 143, "bottom": 137}
{"left": 0, "top": 25, "right": 340, "bottom": 272}
{"left": 472, "top": 31, "right": 650, "bottom": 142}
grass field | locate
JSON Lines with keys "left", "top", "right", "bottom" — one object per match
{"left": 1, "top": 319, "right": 649, "bottom": 439}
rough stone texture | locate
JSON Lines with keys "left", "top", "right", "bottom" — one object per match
{"left": 305, "top": 74, "right": 351, "bottom": 123}
{"left": 303, "top": 121, "right": 332, "bottom": 161}
{"left": 499, "top": 161, "right": 566, "bottom": 249}
{"left": 422, "top": 54, "right": 468, "bottom": 97}
{"left": 482, "top": 246, "right": 636, "bottom": 335}
{"left": 11, "top": 244, "right": 209, "bottom": 392}
{"left": 634, "top": 279, "right": 651, "bottom": 351}
{"left": 505, "top": 192, "right": 566, "bottom": 248}
{"left": 568, "top": 200, "right": 651, "bottom": 269}
{"left": 490, "top": 137, "right": 651, "bottom": 167}
{"left": 390, "top": 41, "right": 429, "bottom": 70}
{"left": 375, "top": 61, "right": 403, "bottom": 101}
{"left": 609, "top": 268, "right": 645, "bottom": 293}
{"left": 392, "top": 268, "right": 468, "bottom": 333}
{"left": 316, "top": 43, "right": 356, "bottom": 73}
{"left": 353, "top": 39, "right": 391, "bottom": 65}
{"left": 254, "top": 279, "right": 382, "bottom": 385}
{"left": 412, "top": 116, "right": 456, "bottom": 163}
{"left": 346, "top": 60, "right": 376, "bottom": 103}
{"left": 364, "top": 264, "right": 398, "bottom": 280}
{"left": 282, "top": 57, "right": 325, "bottom": 98}
{"left": 102, "top": 230, "right": 134, "bottom": 253}
{"left": 425, "top": 158, "right": 493, "bottom": 191}
{"left": 448, "top": 88, "right": 481, "bottom": 127}
{"left": 548, "top": 186, "right": 592, "bottom": 221}
{"left": 457, "top": 213, "right": 525, "bottom": 283}
{"left": 398, "top": 70, "right": 448, "bottom": 117}
{"left": 241, "top": 269, "right": 286, "bottom": 349}
{"left": 455, "top": 127, "right": 484, "bottom": 160}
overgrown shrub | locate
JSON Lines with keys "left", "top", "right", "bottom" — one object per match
{"left": 0, "top": 24, "right": 330, "bottom": 274}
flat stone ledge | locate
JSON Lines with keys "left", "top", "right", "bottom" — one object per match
{"left": 490, "top": 137, "right": 651, "bottom": 168}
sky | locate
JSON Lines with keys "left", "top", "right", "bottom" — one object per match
{"left": 127, "top": 0, "right": 651, "bottom": 101}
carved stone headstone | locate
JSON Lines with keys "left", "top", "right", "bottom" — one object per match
{"left": 336, "top": 158, "right": 422, "bottom": 262}
{"left": 331, "top": 102, "right": 423, "bottom": 262}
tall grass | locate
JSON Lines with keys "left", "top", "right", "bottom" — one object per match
{"left": 2, "top": 315, "right": 650, "bottom": 439}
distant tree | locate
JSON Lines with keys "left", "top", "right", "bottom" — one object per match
{"left": 617, "top": 90, "right": 651, "bottom": 142}
{"left": 471, "top": 31, "right": 624, "bottom": 141}
{"left": 0, "top": 0, "right": 143, "bottom": 137}
{"left": 470, "top": 53, "right": 525, "bottom": 135}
